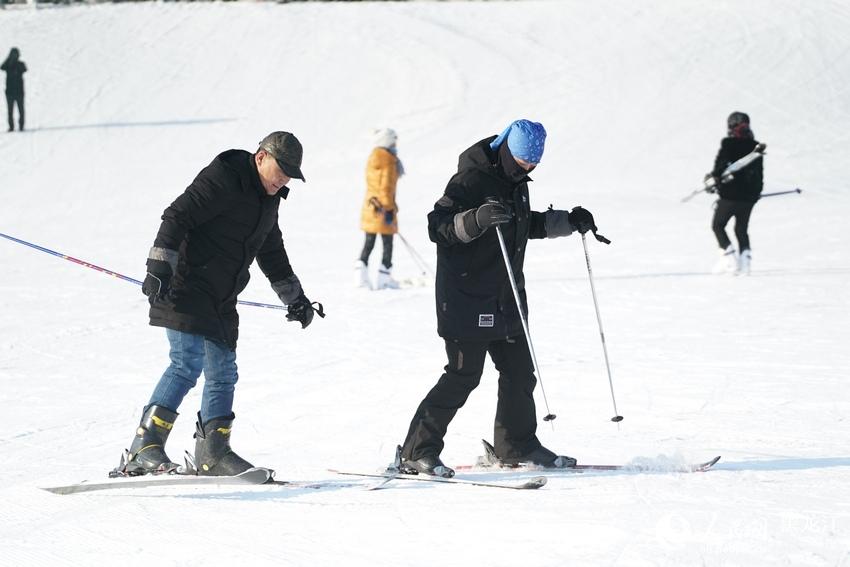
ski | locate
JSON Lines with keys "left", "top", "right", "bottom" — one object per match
{"left": 586, "top": 455, "right": 721, "bottom": 473}
{"left": 455, "top": 456, "right": 720, "bottom": 473}
{"left": 454, "top": 440, "right": 720, "bottom": 474}
{"left": 682, "top": 142, "right": 766, "bottom": 202}
{"left": 327, "top": 468, "right": 547, "bottom": 490}
{"left": 42, "top": 467, "right": 275, "bottom": 495}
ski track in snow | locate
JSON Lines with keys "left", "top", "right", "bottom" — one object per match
{"left": 1, "top": 1, "right": 850, "bottom": 565}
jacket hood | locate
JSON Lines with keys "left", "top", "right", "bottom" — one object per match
{"left": 457, "top": 136, "right": 532, "bottom": 186}
{"left": 457, "top": 136, "right": 498, "bottom": 171}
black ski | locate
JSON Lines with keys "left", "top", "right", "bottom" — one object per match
{"left": 327, "top": 468, "right": 547, "bottom": 490}
{"left": 42, "top": 467, "right": 275, "bottom": 495}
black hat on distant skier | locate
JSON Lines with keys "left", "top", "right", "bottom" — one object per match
{"left": 258, "top": 131, "right": 305, "bottom": 182}
{"left": 727, "top": 111, "right": 752, "bottom": 138}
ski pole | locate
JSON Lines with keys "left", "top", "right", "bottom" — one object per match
{"left": 681, "top": 186, "right": 711, "bottom": 203}
{"left": 0, "top": 231, "right": 286, "bottom": 311}
{"left": 580, "top": 233, "right": 623, "bottom": 423}
{"left": 493, "top": 224, "right": 556, "bottom": 424}
{"left": 396, "top": 232, "right": 434, "bottom": 278}
{"left": 681, "top": 180, "right": 726, "bottom": 203}
{"left": 761, "top": 188, "right": 802, "bottom": 198}
{"left": 682, "top": 189, "right": 706, "bottom": 203}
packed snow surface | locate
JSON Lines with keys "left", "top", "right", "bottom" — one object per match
{"left": 1, "top": 1, "right": 849, "bottom": 565}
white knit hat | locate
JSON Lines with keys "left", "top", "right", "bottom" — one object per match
{"left": 372, "top": 128, "right": 398, "bottom": 149}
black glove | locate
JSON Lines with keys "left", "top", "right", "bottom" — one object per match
{"left": 475, "top": 200, "right": 512, "bottom": 230}
{"left": 286, "top": 294, "right": 316, "bottom": 329}
{"left": 142, "top": 247, "right": 177, "bottom": 300}
{"left": 383, "top": 210, "right": 394, "bottom": 225}
{"left": 567, "top": 206, "right": 596, "bottom": 234}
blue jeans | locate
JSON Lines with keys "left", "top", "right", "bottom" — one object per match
{"left": 148, "top": 329, "right": 239, "bottom": 421}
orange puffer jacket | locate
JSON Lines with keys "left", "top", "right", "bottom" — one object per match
{"left": 360, "top": 147, "right": 399, "bottom": 235}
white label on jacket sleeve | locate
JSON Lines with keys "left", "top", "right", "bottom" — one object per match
{"left": 478, "top": 314, "right": 494, "bottom": 327}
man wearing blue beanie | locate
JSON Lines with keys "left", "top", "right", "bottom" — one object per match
{"left": 398, "top": 119, "right": 597, "bottom": 477}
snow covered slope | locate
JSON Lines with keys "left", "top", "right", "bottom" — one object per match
{"left": 1, "top": 1, "right": 849, "bottom": 565}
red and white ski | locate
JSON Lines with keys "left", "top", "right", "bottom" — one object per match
{"left": 454, "top": 440, "right": 720, "bottom": 474}
{"left": 455, "top": 456, "right": 721, "bottom": 473}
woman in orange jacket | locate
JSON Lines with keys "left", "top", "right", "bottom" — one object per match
{"left": 356, "top": 128, "right": 404, "bottom": 289}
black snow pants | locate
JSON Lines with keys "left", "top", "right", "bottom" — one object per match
{"left": 401, "top": 335, "right": 542, "bottom": 462}
{"left": 359, "top": 232, "right": 393, "bottom": 269}
{"left": 712, "top": 198, "right": 755, "bottom": 252}
{"left": 6, "top": 92, "right": 24, "bottom": 131}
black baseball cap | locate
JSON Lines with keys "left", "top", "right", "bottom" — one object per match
{"left": 259, "top": 131, "right": 305, "bottom": 181}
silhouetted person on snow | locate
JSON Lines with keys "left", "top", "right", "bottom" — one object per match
{"left": 1, "top": 47, "right": 26, "bottom": 132}
{"left": 708, "top": 111, "right": 764, "bottom": 275}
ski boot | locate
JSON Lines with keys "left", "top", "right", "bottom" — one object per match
{"left": 376, "top": 266, "right": 400, "bottom": 290}
{"left": 193, "top": 412, "right": 255, "bottom": 476}
{"left": 738, "top": 249, "right": 752, "bottom": 275}
{"left": 482, "top": 439, "right": 576, "bottom": 469}
{"left": 399, "top": 452, "right": 455, "bottom": 478}
{"left": 505, "top": 445, "right": 577, "bottom": 469}
{"left": 712, "top": 244, "right": 738, "bottom": 274}
{"left": 114, "top": 405, "right": 180, "bottom": 476}
{"left": 499, "top": 445, "right": 577, "bottom": 469}
{"left": 355, "top": 260, "right": 372, "bottom": 289}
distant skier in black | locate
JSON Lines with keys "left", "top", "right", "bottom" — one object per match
{"left": 1, "top": 47, "right": 26, "bottom": 132}
{"left": 398, "top": 119, "right": 598, "bottom": 478}
{"left": 709, "top": 111, "right": 763, "bottom": 274}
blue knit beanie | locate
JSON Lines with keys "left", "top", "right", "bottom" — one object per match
{"left": 489, "top": 119, "right": 547, "bottom": 164}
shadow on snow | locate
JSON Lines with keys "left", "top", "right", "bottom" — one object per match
{"left": 26, "top": 117, "right": 237, "bottom": 132}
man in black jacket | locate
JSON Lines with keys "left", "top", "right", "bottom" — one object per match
{"left": 1, "top": 47, "right": 26, "bottom": 132}
{"left": 709, "top": 111, "right": 764, "bottom": 275}
{"left": 117, "top": 131, "right": 320, "bottom": 477}
{"left": 399, "top": 119, "right": 596, "bottom": 477}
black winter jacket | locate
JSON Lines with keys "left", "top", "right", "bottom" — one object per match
{"left": 1, "top": 58, "right": 26, "bottom": 96}
{"left": 429, "top": 137, "right": 548, "bottom": 340}
{"left": 712, "top": 137, "right": 763, "bottom": 203}
{"left": 148, "top": 150, "right": 295, "bottom": 348}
